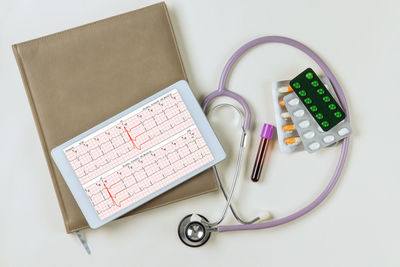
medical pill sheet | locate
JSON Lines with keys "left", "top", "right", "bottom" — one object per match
{"left": 63, "top": 89, "right": 214, "bottom": 220}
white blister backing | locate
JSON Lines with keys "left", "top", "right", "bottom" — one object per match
{"left": 272, "top": 76, "right": 352, "bottom": 153}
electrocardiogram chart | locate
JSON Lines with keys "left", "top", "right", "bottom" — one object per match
{"left": 64, "top": 89, "right": 214, "bottom": 219}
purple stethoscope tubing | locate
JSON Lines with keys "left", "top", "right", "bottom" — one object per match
{"left": 201, "top": 36, "right": 350, "bottom": 232}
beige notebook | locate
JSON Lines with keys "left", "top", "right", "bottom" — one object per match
{"left": 12, "top": 2, "right": 218, "bottom": 233}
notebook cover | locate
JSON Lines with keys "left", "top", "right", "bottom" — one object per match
{"left": 12, "top": 2, "right": 218, "bottom": 233}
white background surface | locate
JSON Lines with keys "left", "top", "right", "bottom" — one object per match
{"left": 0, "top": 0, "right": 399, "bottom": 266}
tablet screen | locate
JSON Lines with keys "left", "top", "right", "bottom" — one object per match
{"left": 63, "top": 89, "right": 214, "bottom": 220}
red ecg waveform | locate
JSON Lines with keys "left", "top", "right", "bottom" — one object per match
{"left": 103, "top": 181, "right": 129, "bottom": 208}
{"left": 123, "top": 124, "right": 150, "bottom": 150}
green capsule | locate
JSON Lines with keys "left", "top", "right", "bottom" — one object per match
{"left": 322, "top": 121, "right": 329, "bottom": 127}
{"left": 316, "top": 113, "right": 323, "bottom": 120}
{"left": 299, "top": 90, "right": 306, "bottom": 96}
{"left": 323, "top": 96, "right": 330, "bottom": 102}
{"left": 304, "top": 98, "right": 312, "bottom": 104}
{"left": 329, "top": 104, "right": 336, "bottom": 110}
{"left": 317, "top": 88, "right": 325, "bottom": 95}
{"left": 311, "top": 81, "right": 319, "bottom": 87}
{"left": 310, "top": 105, "right": 318, "bottom": 112}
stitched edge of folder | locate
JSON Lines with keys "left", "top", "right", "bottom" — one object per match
{"left": 14, "top": 2, "right": 165, "bottom": 47}
{"left": 11, "top": 45, "right": 71, "bottom": 233}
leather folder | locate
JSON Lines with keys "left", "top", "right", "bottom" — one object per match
{"left": 12, "top": 2, "right": 218, "bottom": 233}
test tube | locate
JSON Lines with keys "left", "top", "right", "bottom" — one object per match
{"left": 251, "top": 123, "right": 275, "bottom": 182}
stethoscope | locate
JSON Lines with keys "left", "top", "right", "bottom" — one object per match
{"left": 178, "top": 36, "right": 350, "bottom": 247}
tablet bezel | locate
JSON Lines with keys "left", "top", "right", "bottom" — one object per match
{"left": 51, "top": 80, "right": 225, "bottom": 228}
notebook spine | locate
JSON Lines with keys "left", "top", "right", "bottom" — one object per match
{"left": 12, "top": 45, "right": 73, "bottom": 233}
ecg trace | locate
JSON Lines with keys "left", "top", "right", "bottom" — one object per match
{"left": 64, "top": 89, "right": 214, "bottom": 220}
{"left": 87, "top": 128, "right": 212, "bottom": 219}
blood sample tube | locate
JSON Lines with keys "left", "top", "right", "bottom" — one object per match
{"left": 251, "top": 123, "right": 275, "bottom": 182}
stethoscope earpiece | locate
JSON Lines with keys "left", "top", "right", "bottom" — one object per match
{"left": 256, "top": 210, "right": 273, "bottom": 222}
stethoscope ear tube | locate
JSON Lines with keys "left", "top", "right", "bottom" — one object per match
{"left": 202, "top": 104, "right": 259, "bottom": 227}
{"left": 202, "top": 89, "right": 252, "bottom": 131}
{"left": 201, "top": 36, "right": 350, "bottom": 233}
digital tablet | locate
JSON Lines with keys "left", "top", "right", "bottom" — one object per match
{"left": 51, "top": 80, "right": 225, "bottom": 228}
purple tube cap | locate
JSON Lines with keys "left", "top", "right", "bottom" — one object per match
{"left": 260, "top": 123, "right": 275, "bottom": 139}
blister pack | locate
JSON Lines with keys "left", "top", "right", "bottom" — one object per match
{"left": 272, "top": 69, "right": 352, "bottom": 153}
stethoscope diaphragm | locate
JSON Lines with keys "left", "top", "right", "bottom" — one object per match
{"left": 178, "top": 214, "right": 212, "bottom": 247}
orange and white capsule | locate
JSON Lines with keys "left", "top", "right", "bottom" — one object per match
{"left": 281, "top": 112, "right": 291, "bottom": 120}
{"left": 277, "top": 86, "right": 294, "bottom": 94}
{"left": 282, "top": 124, "right": 296, "bottom": 132}
{"left": 279, "top": 99, "right": 285, "bottom": 107}
{"left": 284, "top": 137, "right": 301, "bottom": 145}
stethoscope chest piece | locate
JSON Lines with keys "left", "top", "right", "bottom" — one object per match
{"left": 178, "top": 214, "right": 211, "bottom": 247}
